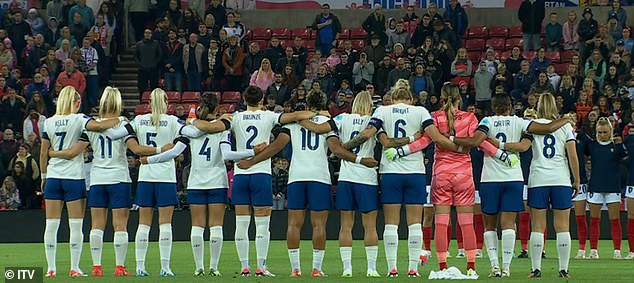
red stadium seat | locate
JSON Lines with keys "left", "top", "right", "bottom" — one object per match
{"left": 554, "top": 63, "right": 569, "bottom": 74}
{"left": 545, "top": 51, "right": 561, "bottom": 63}
{"left": 465, "top": 39, "right": 486, "bottom": 52}
{"left": 218, "top": 103, "right": 236, "bottom": 113}
{"left": 505, "top": 38, "right": 524, "bottom": 51}
{"left": 251, "top": 28, "right": 272, "bottom": 40}
{"left": 167, "top": 104, "right": 176, "bottom": 115}
{"left": 244, "top": 29, "right": 253, "bottom": 40}
{"left": 272, "top": 28, "right": 291, "bottom": 39}
{"left": 135, "top": 104, "right": 151, "bottom": 115}
{"left": 500, "top": 51, "right": 512, "bottom": 61}
{"left": 509, "top": 26, "right": 523, "bottom": 38}
{"left": 278, "top": 40, "right": 288, "bottom": 48}
{"left": 305, "top": 40, "right": 316, "bottom": 51}
{"left": 350, "top": 27, "right": 367, "bottom": 39}
{"left": 141, "top": 91, "right": 151, "bottom": 103}
{"left": 560, "top": 51, "right": 576, "bottom": 63}
{"left": 253, "top": 40, "right": 268, "bottom": 50}
{"left": 467, "top": 26, "right": 488, "bottom": 39}
{"left": 222, "top": 91, "right": 242, "bottom": 103}
{"left": 339, "top": 28, "right": 351, "bottom": 39}
{"left": 488, "top": 26, "right": 509, "bottom": 38}
{"left": 486, "top": 38, "right": 506, "bottom": 51}
{"left": 468, "top": 51, "right": 482, "bottom": 63}
{"left": 166, "top": 91, "right": 180, "bottom": 103}
{"left": 22, "top": 78, "right": 33, "bottom": 86}
{"left": 523, "top": 51, "right": 536, "bottom": 60}
{"left": 181, "top": 91, "right": 201, "bottom": 103}
{"left": 291, "top": 28, "right": 311, "bottom": 40}
{"left": 352, "top": 39, "right": 365, "bottom": 50}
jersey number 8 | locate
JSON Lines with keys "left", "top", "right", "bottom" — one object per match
{"left": 543, "top": 134, "right": 556, "bottom": 159}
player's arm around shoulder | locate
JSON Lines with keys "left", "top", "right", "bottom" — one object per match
{"left": 527, "top": 117, "right": 570, "bottom": 135}
{"left": 237, "top": 127, "right": 291, "bottom": 169}
{"left": 327, "top": 136, "right": 378, "bottom": 168}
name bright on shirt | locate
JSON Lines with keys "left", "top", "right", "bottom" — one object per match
{"left": 392, "top": 107, "right": 409, "bottom": 114}
{"left": 243, "top": 114, "right": 262, "bottom": 120}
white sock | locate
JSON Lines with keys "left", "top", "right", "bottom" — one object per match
{"left": 495, "top": 149, "right": 505, "bottom": 159}
{"left": 190, "top": 226, "right": 205, "bottom": 271}
{"left": 89, "top": 229, "right": 104, "bottom": 266}
{"left": 501, "top": 229, "right": 515, "bottom": 270}
{"left": 383, "top": 224, "right": 399, "bottom": 271}
{"left": 365, "top": 246, "right": 378, "bottom": 271}
{"left": 135, "top": 224, "right": 150, "bottom": 271}
{"left": 209, "top": 226, "right": 223, "bottom": 271}
{"left": 44, "top": 219, "right": 60, "bottom": 271}
{"left": 313, "top": 249, "right": 325, "bottom": 271}
{"left": 113, "top": 231, "right": 128, "bottom": 266}
{"left": 340, "top": 247, "right": 352, "bottom": 272}
{"left": 556, "top": 232, "right": 571, "bottom": 272}
{"left": 530, "top": 232, "right": 544, "bottom": 271}
{"left": 484, "top": 231, "right": 499, "bottom": 267}
{"left": 408, "top": 224, "right": 422, "bottom": 271}
{"left": 235, "top": 215, "right": 251, "bottom": 269}
{"left": 255, "top": 216, "right": 271, "bottom": 269}
{"left": 69, "top": 218, "right": 84, "bottom": 271}
{"left": 159, "top": 224, "right": 173, "bottom": 271}
{"left": 288, "top": 248, "right": 300, "bottom": 271}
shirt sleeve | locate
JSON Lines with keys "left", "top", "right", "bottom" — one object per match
{"left": 467, "top": 113, "right": 479, "bottom": 136}
{"left": 333, "top": 114, "right": 344, "bottom": 136}
{"left": 173, "top": 116, "right": 186, "bottom": 138}
{"left": 516, "top": 116, "right": 533, "bottom": 132}
{"left": 420, "top": 107, "right": 434, "bottom": 131}
{"left": 368, "top": 107, "right": 384, "bottom": 130}
{"left": 564, "top": 124, "right": 576, "bottom": 142}
{"left": 477, "top": 117, "right": 491, "bottom": 135}
{"left": 42, "top": 121, "right": 49, "bottom": 140}
{"left": 78, "top": 114, "right": 93, "bottom": 130}
{"left": 269, "top": 111, "right": 283, "bottom": 125}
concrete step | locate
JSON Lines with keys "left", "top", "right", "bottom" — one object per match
{"left": 111, "top": 73, "right": 137, "bottom": 80}
{"left": 109, "top": 80, "right": 138, "bottom": 87}
{"left": 116, "top": 67, "right": 139, "bottom": 73}
{"left": 118, "top": 60, "right": 138, "bottom": 68}
{"left": 117, "top": 86, "right": 139, "bottom": 94}
{"left": 121, "top": 54, "right": 134, "bottom": 60}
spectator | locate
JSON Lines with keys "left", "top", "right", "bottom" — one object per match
{"left": 479, "top": 47, "right": 500, "bottom": 74}
{"left": 0, "top": 40, "right": 16, "bottom": 70}
{"left": 607, "top": 14, "right": 623, "bottom": 42}
{"left": 409, "top": 62, "right": 434, "bottom": 97}
{"left": 26, "top": 8, "right": 45, "bottom": 35}
{"left": 308, "top": 50, "right": 324, "bottom": 80}
{"left": 310, "top": 4, "right": 341, "bottom": 57}
{"left": 425, "top": 2, "right": 444, "bottom": 25}
{"left": 7, "top": 10, "right": 31, "bottom": 61}
{"left": 1, "top": 89, "right": 25, "bottom": 132}
{"left": 243, "top": 42, "right": 263, "bottom": 78}
{"left": 250, "top": 58, "right": 275, "bottom": 91}
{"left": 56, "top": 26, "right": 78, "bottom": 49}
{"left": 530, "top": 47, "right": 551, "bottom": 76}
{"left": 267, "top": 73, "right": 291, "bottom": 106}
{"left": 386, "top": 58, "right": 411, "bottom": 92}
{"left": 518, "top": 0, "right": 545, "bottom": 51}
{"left": 362, "top": 4, "right": 387, "bottom": 46}
{"left": 558, "top": 74, "right": 577, "bottom": 113}
{"left": 403, "top": 5, "right": 419, "bottom": 23}
{"left": 124, "top": 0, "right": 149, "bottom": 42}
{"left": 272, "top": 158, "right": 288, "bottom": 210}
{"left": 203, "top": 13, "right": 221, "bottom": 40}
{"left": 26, "top": 73, "right": 52, "bottom": 108}
{"left": 0, "top": 176, "right": 20, "bottom": 210}
{"left": 27, "top": 92, "right": 47, "bottom": 116}
{"left": 333, "top": 53, "right": 353, "bottom": 91}
{"left": 179, "top": 8, "right": 199, "bottom": 36}
{"left": 152, "top": 17, "right": 169, "bottom": 43}
{"left": 364, "top": 35, "right": 385, "bottom": 66}
{"left": 134, "top": 29, "right": 162, "bottom": 95}
{"left": 206, "top": 0, "right": 228, "bottom": 27}
{"left": 8, "top": 144, "right": 38, "bottom": 209}
{"left": 43, "top": 17, "right": 61, "bottom": 48}
{"left": 424, "top": 52, "right": 443, "bottom": 91}
{"left": 609, "top": 0, "right": 627, "bottom": 28}
{"left": 578, "top": 8, "right": 599, "bottom": 58}
{"left": 373, "top": 56, "right": 392, "bottom": 94}
{"left": 585, "top": 49, "right": 607, "bottom": 86}
{"left": 163, "top": 28, "right": 184, "bottom": 93}
{"left": 443, "top": 0, "right": 469, "bottom": 47}
{"left": 474, "top": 61, "right": 494, "bottom": 113}
{"left": 80, "top": 37, "right": 99, "bottom": 110}
{"left": 314, "top": 63, "right": 334, "bottom": 98}
{"left": 545, "top": 12, "right": 562, "bottom": 51}
{"left": 512, "top": 60, "right": 536, "bottom": 102}
{"left": 0, "top": 77, "right": 7, "bottom": 99}
{"left": 166, "top": 0, "right": 182, "bottom": 27}
{"left": 387, "top": 20, "right": 411, "bottom": 52}
{"left": 341, "top": 40, "right": 359, "bottom": 64}
{"left": 69, "top": 12, "right": 89, "bottom": 45}
{"left": 223, "top": 12, "right": 245, "bottom": 44}
{"left": 451, "top": 47, "right": 472, "bottom": 86}
{"left": 282, "top": 65, "right": 299, "bottom": 90}
{"left": 562, "top": 11, "right": 579, "bottom": 51}
{"left": 275, "top": 46, "right": 301, "bottom": 76}
{"left": 7, "top": 69, "right": 23, "bottom": 97}
{"left": 222, "top": 35, "right": 245, "bottom": 91}
{"left": 292, "top": 37, "right": 309, "bottom": 75}
{"left": 352, "top": 52, "right": 374, "bottom": 91}
{"left": 56, "top": 58, "right": 86, "bottom": 97}
{"left": 491, "top": 63, "right": 513, "bottom": 94}
{"left": 47, "top": 0, "right": 64, "bottom": 21}
{"left": 605, "top": 64, "right": 620, "bottom": 89}
{"left": 507, "top": 46, "right": 526, "bottom": 75}
{"left": 609, "top": 52, "right": 627, "bottom": 76}
{"left": 196, "top": 23, "right": 212, "bottom": 49}
{"left": 546, "top": 64, "right": 561, "bottom": 90}
{"left": 530, "top": 72, "right": 556, "bottom": 95}
{"left": 325, "top": 48, "right": 341, "bottom": 71}
{"left": 432, "top": 19, "right": 457, "bottom": 51}
{"left": 412, "top": 14, "right": 434, "bottom": 47}
{"left": 0, "top": 129, "right": 19, "bottom": 167}
{"left": 68, "top": 0, "right": 94, "bottom": 28}
{"left": 263, "top": 38, "right": 284, "bottom": 69}
{"left": 328, "top": 91, "right": 352, "bottom": 116}
{"left": 383, "top": 93, "right": 393, "bottom": 105}
{"left": 183, "top": 33, "right": 206, "bottom": 91}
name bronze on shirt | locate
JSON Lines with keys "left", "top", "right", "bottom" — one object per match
{"left": 243, "top": 114, "right": 262, "bottom": 120}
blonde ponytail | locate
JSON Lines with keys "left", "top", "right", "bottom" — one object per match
{"left": 98, "top": 86, "right": 122, "bottom": 118}
{"left": 56, "top": 86, "right": 80, "bottom": 116}
{"left": 441, "top": 83, "right": 460, "bottom": 135}
{"left": 150, "top": 88, "right": 168, "bottom": 130}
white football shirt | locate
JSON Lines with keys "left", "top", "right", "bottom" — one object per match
{"left": 87, "top": 119, "right": 132, "bottom": 185}
{"left": 231, "top": 110, "right": 281, "bottom": 175}
{"left": 478, "top": 115, "right": 532, "bottom": 182}
{"left": 284, "top": 116, "right": 335, "bottom": 185}
{"left": 334, "top": 113, "right": 378, "bottom": 185}
{"left": 187, "top": 130, "right": 230, "bottom": 190}
{"left": 369, "top": 103, "right": 433, "bottom": 174}
{"left": 132, "top": 114, "right": 184, "bottom": 183}
{"left": 42, "top": 114, "right": 92, "bottom": 180}
{"left": 528, "top": 120, "right": 575, "bottom": 188}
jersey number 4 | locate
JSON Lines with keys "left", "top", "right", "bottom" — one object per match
{"left": 198, "top": 137, "right": 212, "bottom": 161}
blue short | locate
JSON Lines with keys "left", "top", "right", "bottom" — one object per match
{"left": 44, "top": 178, "right": 86, "bottom": 202}
{"left": 188, "top": 189, "right": 228, "bottom": 205}
{"left": 231, "top": 174, "right": 273, "bottom": 207}
{"left": 380, "top": 174, "right": 426, "bottom": 204}
{"left": 287, "top": 181, "right": 332, "bottom": 211}
{"left": 528, "top": 186, "right": 573, "bottom": 210}
{"left": 88, "top": 183, "right": 132, "bottom": 209}
{"left": 135, "top": 182, "right": 178, "bottom": 207}
{"left": 336, "top": 181, "right": 379, "bottom": 213}
{"left": 480, "top": 181, "right": 525, "bottom": 215}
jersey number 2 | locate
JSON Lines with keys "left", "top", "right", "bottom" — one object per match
{"left": 246, "top": 126, "right": 258, "bottom": 149}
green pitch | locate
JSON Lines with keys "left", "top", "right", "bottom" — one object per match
{"left": 1, "top": 240, "right": 632, "bottom": 282}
